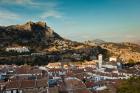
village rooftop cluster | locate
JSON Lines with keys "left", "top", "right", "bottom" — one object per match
{"left": 0, "top": 54, "right": 140, "bottom": 93}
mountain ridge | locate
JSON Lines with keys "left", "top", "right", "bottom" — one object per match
{"left": 0, "top": 21, "right": 139, "bottom": 63}
{"left": 0, "top": 21, "right": 86, "bottom": 54}
{"left": 84, "top": 39, "right": 140, "bottom": 62}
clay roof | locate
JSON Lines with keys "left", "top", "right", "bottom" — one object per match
{"left": 75, "top": 89, "right": 91, "bottom": 93}
{"left": 20, "top": 80, "right": 35, "bottom": 88}
{"left": 36, "top": 78, "right": 48, "bottom": 87}
{"left": 49, "top": 87, "right": 59, "bottom": 93}
{"left": 16, "top": 66, "right": 31, "bottom": 74}
{"left": 65, "top": 77, "right": 86, "bottom": 90}
{"left": 6, "top": 78, "right": 48, "bottom": 90}
{"left": 85, "top": 81, "right": 94, "bottom": 87}
{"left": 49, "top": 68, "right": 63, "bottom": 72}
{"left": 6, "top": 80, "right": 20, "bottom": 89}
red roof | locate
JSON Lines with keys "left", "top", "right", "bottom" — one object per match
{"left": 6, "top": 81, "right": 20, "bottom": 89}
{"left": 85, "top": 81, "right": 94, "bottom": 88}
{"left": 20, "top": 80, "right": 35, "bottom": 88}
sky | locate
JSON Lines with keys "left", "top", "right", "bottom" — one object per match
{"left": 0, "top": 0, "right": 140, "bottom": 42}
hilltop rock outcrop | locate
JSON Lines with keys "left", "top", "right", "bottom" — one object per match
{"left": 0, "top": 21, "right": 63, "bottom": 50}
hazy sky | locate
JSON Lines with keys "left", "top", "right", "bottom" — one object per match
{"left": 0, "top": 0, "right": 139, "bottom": 42}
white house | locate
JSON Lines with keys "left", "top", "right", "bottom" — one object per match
{"left": 109, "top": 57, "right": 117, "bottom": 62}
{"left": 6, "top": 47, "right": 29, "bottom": 53}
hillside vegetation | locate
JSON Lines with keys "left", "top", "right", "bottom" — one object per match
{"left": 101, "top": 42, "right": 140, "bottom": 62}
{"left": 117, "top": 77, "right": 140, "bottom": 93}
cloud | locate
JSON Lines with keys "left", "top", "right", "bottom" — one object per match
{"left": 0, "top": 9, "right": 21, "bottom": 25}
{"left": 0, "top": 0, "right": 58, "bottom": 8}
{"left": 0, "top": 0, "right": 35, "bottom": 5}
{"left": 0, "top": 0, "right": 62, "bottom": 19}
{"left": 41, "top": 10, "right": 62, "bottom": 19}
{"left": 0, "top": 9, "right": 20, "bottom": 20}
{"left": 123, "top": 34, "right": 139, "bottom": 42}
{"left": 63, "top": 31, "right": 95, "bottom": 42}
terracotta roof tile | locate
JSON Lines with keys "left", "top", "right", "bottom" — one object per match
{"left": 6, "top": 80, "right": 20, "bottom": 89}
{"left": 36, "top": 78, "right": 48, "bottom": 87}
{"left": 85, "top": 81, "right": 94, "bottom": 88}
{"left": 20, "top": 80, "right": 35, "bottom": 88}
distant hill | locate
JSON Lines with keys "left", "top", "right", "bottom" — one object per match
{"left": 85, "top": 39, "right": 140, "bottom": 62}
{"left": 133, "top": 40, "right": 140, "bottom": 45}
{"left": 101, "top": 42, "right": 140, "bottom": 62}
{"left": 85, "top": 39, "right": 106, "bottom": 45}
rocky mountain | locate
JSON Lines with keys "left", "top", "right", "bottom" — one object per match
{"left": 0, "top": 21, "right": 81, "bottom": 52}
{"left": 0, "top": 21, "right": 139, "bottom": 63}
{"left": 0, "top": 21, "right": 110, "bottom": 65}
{"left": 0, "top": 21, "right": 61, "bottom": 46}
{"left": 0, "top": 21, "right": 104, "bottom": 56}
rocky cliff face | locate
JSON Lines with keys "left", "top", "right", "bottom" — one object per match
{"left": 0, "top": 21, "right": 85, "bottom": 53}
{"left": 0, "top": 21, "right": 63, "bottom": 50}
